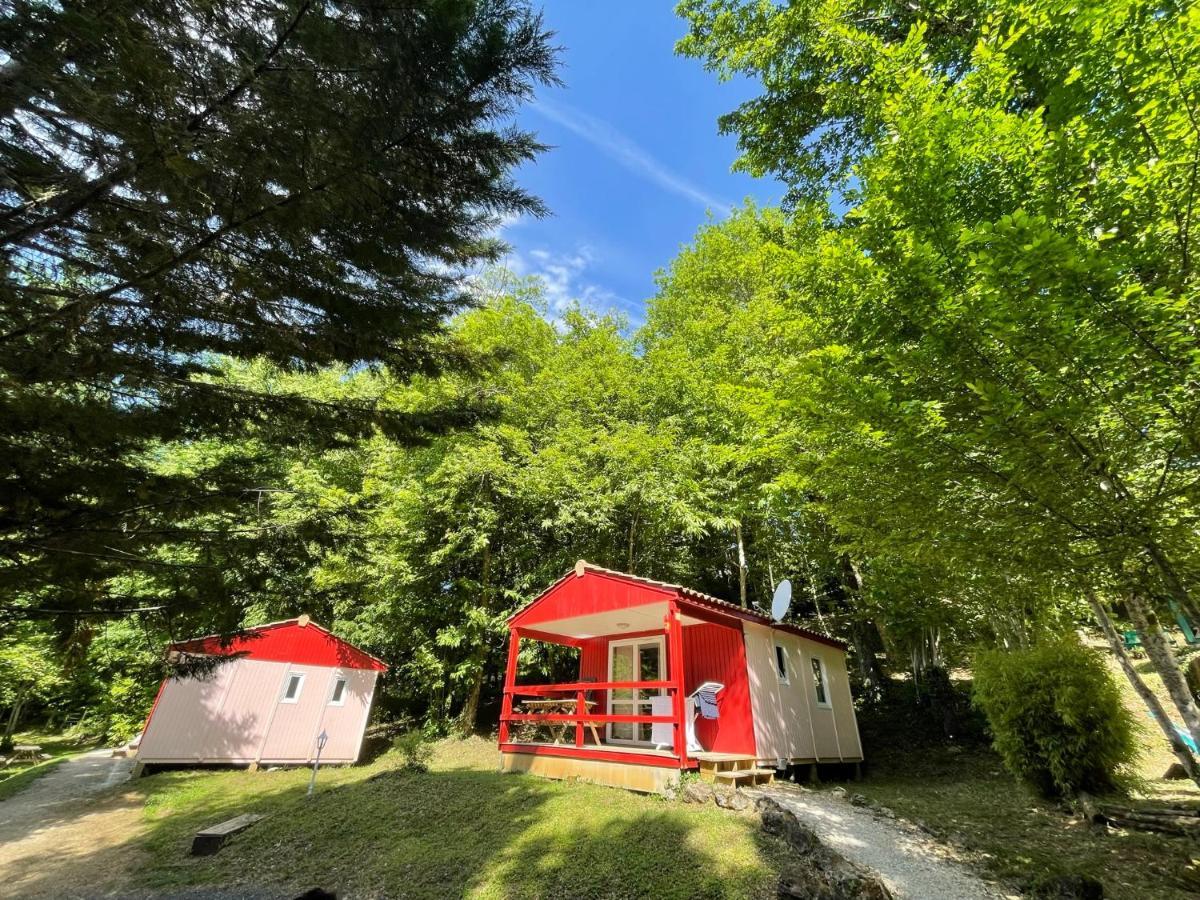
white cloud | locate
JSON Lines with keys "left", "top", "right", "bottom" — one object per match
{"left": 496, "top": 244, "right": 641, "bottom": 324}
{"left": 531, "top": 97, "right": 733, "bottom": 216}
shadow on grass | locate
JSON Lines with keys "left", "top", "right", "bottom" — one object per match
{"left": 3, "top": 747, "right": 781, "bottom": 899}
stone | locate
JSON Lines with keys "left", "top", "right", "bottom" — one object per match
{"left": 760, "top": 797, "right": 895, "bottom": 900}
{"left": 682, "top": 781, "right": 715, "bottom": 804}
{"left": 714, "top": 787, "right": 751, "bottom": 810}
{"left": 1025, "top": 873, "right": 1104, "bottom": 899}
{"left": 1163, "top": 762, "right": 1189, "bottom": 780}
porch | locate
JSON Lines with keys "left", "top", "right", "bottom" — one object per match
{"left": 498, "top": 564, "right": 770, "bottom": 791}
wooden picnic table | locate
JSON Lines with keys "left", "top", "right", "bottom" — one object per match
{"left": 519, "top": 698, "right": 601, "bottom": 745}
{"left": 6, "top": 744, "right": 45, "bottom": 766}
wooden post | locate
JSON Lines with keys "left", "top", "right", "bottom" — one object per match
{"left": 666, "top": 601, "right": 686, "bottom": 764}
{"left": 499, "top": 629, "right": 520, "bottom": 744}
{"left": 575, "top": 690, "right": 585, "bottom": 748}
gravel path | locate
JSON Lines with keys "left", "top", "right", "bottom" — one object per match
{"left": 0, "top": 748, "right": 134, "bottom": 837}
{"left": 748, "top": 784, "right": 1013, "bottom": 900}
{"left": 0, "top": 749, "right": 140, "bottom": 899}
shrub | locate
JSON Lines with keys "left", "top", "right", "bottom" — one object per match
{"left": 972, "top": 637, "right": 1135, "bottom": 797}
{"left": 392, "top": 729, "right": 432, "bottom": 772}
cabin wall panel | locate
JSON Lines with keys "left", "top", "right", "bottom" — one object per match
{"left": 681, "top": 622, "right": 756, "bottom": 756}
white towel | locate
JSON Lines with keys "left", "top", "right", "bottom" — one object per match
{"left": 649, "top": 695, "right": 674, "bottom": 749}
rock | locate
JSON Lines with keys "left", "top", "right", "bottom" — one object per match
{"left": 831, "top": 786, "right": 848, "bottom": 798}
{"left": 715, "top": 787, "right": 751, "bottom": 811}
{"left": 682, "top": 781, "right": 715, "bottom": 804}
{"left": 1163, "top": 762, "right": 1189, "bottom": 780}
{"left": 1025, "top": 873, "right": 1104, "bottom": 899}
{"left": 761, "top": 797, "right": 895, "bottom": 900}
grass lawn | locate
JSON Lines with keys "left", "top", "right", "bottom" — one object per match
{"left": 0, "top": 730, "right": 96, "bottom": 802}
{"left": 131, "top": 737, "right": 789, "bottom": 899}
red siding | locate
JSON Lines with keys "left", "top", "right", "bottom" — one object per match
{"left": 578, "top": 637, "right": 609, "bottom": 715}
{"left": 682, "top": 622, "right": 757, "bottom": 756}
{"left": 512, "top": 571, "right": 674, "bottom": 628}
{"left": 171, "top": 621, "right": 387, "bottom": 671}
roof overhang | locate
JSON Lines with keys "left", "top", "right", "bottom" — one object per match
{"left": 509, "top": 562, "right": 848, "bottom": 651}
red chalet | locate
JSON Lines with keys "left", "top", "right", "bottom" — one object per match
{"left": 499, "top": 562, "right": 863, "bottom": 793}
{"left": 136, "top": 616, "right": 386, "bottom": 770}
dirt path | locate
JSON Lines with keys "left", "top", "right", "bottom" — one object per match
{"left": 0, "top": 749, "right": 147, "bottom": 899}
{"left": 749, "top": 784, "right": 1014, "bottom": 900}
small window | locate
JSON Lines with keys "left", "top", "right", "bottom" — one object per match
{"left": 774, "top": 644, "right": 789, "bottom": 683}
{"left": 329, "top": 676, "right": 347, "bottom": 706}
{"left": 811, "top": 658, "right": 830, "bottom": 707}
{"left": 281, "top": 673, "right": 304, "bottom": 703}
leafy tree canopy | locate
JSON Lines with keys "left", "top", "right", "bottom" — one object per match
{"left": 0, "top": 0, "right": 558, "bottom": 626}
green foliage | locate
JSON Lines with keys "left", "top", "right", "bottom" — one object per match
{"left": 973, "top": 638, "right": 1136, "bottom": 797}
{"left": 391, "top": 730, "right": 433, "bottom": 772}
{"left": 1, "top": 0, "right": 558, "bottom": 627}
{"left": 678, "top": 0, "right": 1200, "bottom": 701}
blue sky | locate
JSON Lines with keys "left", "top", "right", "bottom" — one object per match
{"left": 496, "top": 2, "right": 780, "bottom": 325}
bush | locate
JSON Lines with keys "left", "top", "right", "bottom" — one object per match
{"left": 972, "top": 637, "right": 1135, "bottom": 797}
{"left": 392, "top": 730, "right": 432, "bottom": 772}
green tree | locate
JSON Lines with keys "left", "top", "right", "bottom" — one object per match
{"left": 0, "top": 0, "right": 558, "bottom": 624}
{"left": 680, "top": 0, "right": 1200, "bottom": 769}
{"left": 0, "top": 624, "right": 64, "bottom": 750}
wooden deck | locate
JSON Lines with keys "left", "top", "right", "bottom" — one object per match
{"left": 500, "top": 741, "right": 684, "bottom": 793}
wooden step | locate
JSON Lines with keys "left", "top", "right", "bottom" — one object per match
{"left": 712, "top": 767, "right": 775, "bottom": 786}
{"left": 697, "top": 754, "right": 762, "bottom": 782}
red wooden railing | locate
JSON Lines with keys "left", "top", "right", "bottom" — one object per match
{"left": 500, "top": 680, "right": 681, "bottom": 753}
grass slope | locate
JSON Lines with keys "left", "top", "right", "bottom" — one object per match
{"left": 846, "top": 745, "right": 1200, "bottom": 899}
{"left": 135, "top": 738, "right": 786, "bottom": 899}
{"left": 0, "top": 757, "right": 66, "bottom": 803}
{"left": 848, "top": 642, "right": 1200, "bottom": 900}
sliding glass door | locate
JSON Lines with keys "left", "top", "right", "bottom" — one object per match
{"left": 607, "top": 636, "right": 664, "bottom": 745}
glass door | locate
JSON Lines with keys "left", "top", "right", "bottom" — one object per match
{"left": 607, "top": 637, "right": 664, "bottom": 744}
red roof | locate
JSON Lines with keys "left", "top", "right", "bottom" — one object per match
{"left": 511, "top": 562, "right": 848, "bottom": 651}
{"left": 170, "top": 617, "right": 388, "bottom": 671}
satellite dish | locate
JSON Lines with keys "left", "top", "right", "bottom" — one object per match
{"left": 771, "top": 579, "right": 792, "bottom": 621}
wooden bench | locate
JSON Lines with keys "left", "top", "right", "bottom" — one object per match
{"left": 191, "top": 813, "right": 264, "bottom": 856}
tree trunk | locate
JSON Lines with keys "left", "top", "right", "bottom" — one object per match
{"left": 460, "top": 646, "right": 487, "bottom": 737}
{"left": 735, "top": 521, "right": 747, "bottom": 608}
{"left": 1145, "top": 542, "right": 1200, "bottom": 624}
{"left": 459, "top": 543, "right": 493, "bottom": 736}
{"left": 848, "top": 618, "right": 890, "bottom": 699}
{"left": 2, "top": 692, "right": 26, "bottom": 751}
{"left": 627, "top": 510, "right": 638, "bottom": 573}
{"left": 1089, "top": 591, "right": 1200, "bottom": 788}
{"left": 1128, "top": 592, "right": 1200, "bottom": 747}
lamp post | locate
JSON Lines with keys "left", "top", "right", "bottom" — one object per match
{"left": 307, "top": 730, "right": 329, "bottom": 798}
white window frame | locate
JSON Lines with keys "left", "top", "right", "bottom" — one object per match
{"left": 328, "top": 673, "right": 348, "bottom": 706}
{"left": 774, "top": 643, "right": 790, "bottom": 684}
{"left": 281, "top": 672, "right": 305, "bottom": 704}
{"left": 606, "top": 635, "right": 666, "bottom": 746}
{"left": 810, "top": 656, "right": 832, "bottom": 708}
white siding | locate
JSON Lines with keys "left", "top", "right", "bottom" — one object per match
{"left": 137, "top": 659, "right": 378, "bottom": 765}
{"left": 742, "top": 622, "right": 862, "bottom": 762}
